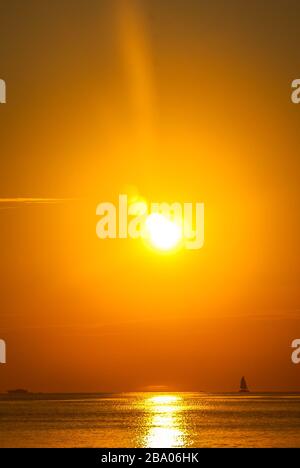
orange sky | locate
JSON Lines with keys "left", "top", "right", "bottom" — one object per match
{"left": 0, "top": 0, "right": 300, "bottom": 392}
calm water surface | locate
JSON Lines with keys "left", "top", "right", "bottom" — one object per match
{"left": 0, "top": 393, "right": 300, "bottom": 447}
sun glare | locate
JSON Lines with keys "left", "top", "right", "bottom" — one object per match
{"left": 147, "top": 395, "right": 180, "bottom": 405}
{"left": 145, "top": 213, "right": 182, "bottom": 251}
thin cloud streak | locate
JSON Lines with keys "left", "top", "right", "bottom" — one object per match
{"left": 0, "top": 198, "right": 78, "bottom": 204}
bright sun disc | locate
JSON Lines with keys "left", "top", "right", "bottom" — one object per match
{"left": 145, "top": 213, "right": 182, "bottom": 251}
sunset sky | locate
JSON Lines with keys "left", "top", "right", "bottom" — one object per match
{"left": 0, "top": 0, "right": 300, "bottom": 392}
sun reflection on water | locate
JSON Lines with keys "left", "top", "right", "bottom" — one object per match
{"left": 143, "top": 394, "right": 187, "bottom": 448}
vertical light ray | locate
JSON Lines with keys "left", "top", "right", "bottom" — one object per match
{"left": 115, "top": 0, "right": 157, "bottom": 156}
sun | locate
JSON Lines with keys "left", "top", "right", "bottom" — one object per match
{"left": 145, "top": 213, "right": 182, "bottom": 251}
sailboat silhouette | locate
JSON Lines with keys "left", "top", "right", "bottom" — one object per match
{"left": 239, "top": 376, "right": 250, "bottom": 393}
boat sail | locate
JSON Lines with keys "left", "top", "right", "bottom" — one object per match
{"left": 239, "top": 376, "right": 250, "bottom": 393}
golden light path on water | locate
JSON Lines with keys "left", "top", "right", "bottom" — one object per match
{"left": 142, "top": 395, "right": 187, "bottom": 448}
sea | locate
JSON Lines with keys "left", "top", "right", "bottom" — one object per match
{"left": 0, "top": 392, "right": 299, "bottom": 448}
